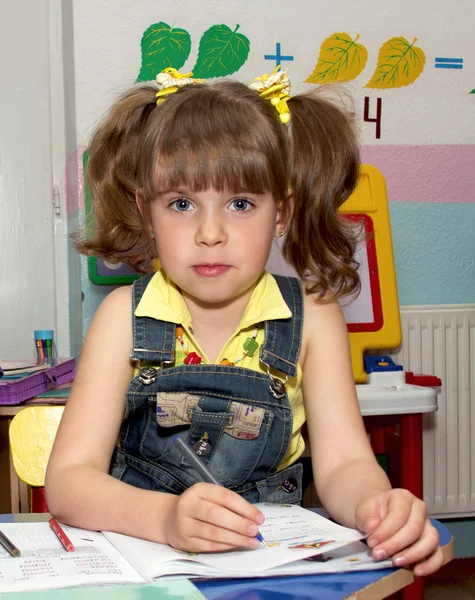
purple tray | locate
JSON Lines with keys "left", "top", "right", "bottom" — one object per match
{"left": 0, "top": 358, "right": 76, "bottom": 405}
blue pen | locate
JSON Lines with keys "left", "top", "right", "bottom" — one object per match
{"left": 173, "top": 435, "right": 266, "bottom": 546}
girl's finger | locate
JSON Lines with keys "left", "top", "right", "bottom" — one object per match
{"left": 367, "top": 491, "right": 424, "bottom": 548}
{"left": 390, "top": 520, "right": 441, "bottom": 570}
{"left": 192, "top": 497, "right": 263, "bottom": 540}
{"left": 185, "top": 538, "right": 247, "bottom": 553}
{"left": 371, "top": 502, "right": 428, "bottom": 560}
{"left": 194, "top": 483, "right": 264, "bottom": 524}
{"left": 189, "top": 518, "right": 262, "bottom": 550}
{"left": 414, "top": 545, "right": 444, "bottom": 577}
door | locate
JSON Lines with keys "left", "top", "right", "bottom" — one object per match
{"left": 0, "top": 0, "right": 67, "bottom": 359}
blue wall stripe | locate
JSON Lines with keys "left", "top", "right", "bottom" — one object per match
{"left": 389, "top": 202, "right": 475, "bottom": 305}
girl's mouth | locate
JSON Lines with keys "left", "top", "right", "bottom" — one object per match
{"left": 192, "top": 264, "right": 231, "bottom": 277}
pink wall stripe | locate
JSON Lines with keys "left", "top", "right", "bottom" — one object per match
{"left": 67, "top": 144, "right": 474, "bottom": 210}
{"left": 361, "top": 145, "right": 475, "bottom": 203}
{"left": 65, "top": 145, "right": 87, "bottom": 216}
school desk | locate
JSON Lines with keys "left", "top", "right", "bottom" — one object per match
{"left": 0, "top": 513, "right": 453, "bottom": 600}
{"left": 0, "top": 397, "right": 438, "bottom": 600}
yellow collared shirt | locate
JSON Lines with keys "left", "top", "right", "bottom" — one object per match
{"left": 135, "top": 270, "right": 306, "bottom": 470}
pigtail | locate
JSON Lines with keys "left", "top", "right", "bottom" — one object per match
{"left": 74, "top": 85, "right": 158, "bottom": 272}
{"left": 284, "top": 87, "right": 361, "bottom": 299}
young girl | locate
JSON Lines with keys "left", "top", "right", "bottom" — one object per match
{"left": 46, "top": 68, "right": 442, "bottom": 576}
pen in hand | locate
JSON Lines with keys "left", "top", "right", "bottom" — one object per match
{"left": 173, "top": 435, "right": 266, "bottom": 546}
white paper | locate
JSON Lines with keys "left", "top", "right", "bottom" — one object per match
{"left": 105, "top": 504, "right": 369, "bottom": 579}
{"left": 0, "top": 523, "right": 144, "bottom": 592}
{"left": 0, "top": 506, "right": 393, "bottom": 592}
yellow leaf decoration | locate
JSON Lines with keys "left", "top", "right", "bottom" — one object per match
{"left": 365, "top": 37, "right": 425, "bottom": 89}
{"left": 306, "top": 33, "right": 368, "bottom": 84}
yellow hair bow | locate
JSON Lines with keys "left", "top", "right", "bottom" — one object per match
{"left": 155, "top": 68, "right": 205, "bottom": 104}
{"left": 249, "top": 67, "right": 291, "bottom": 124}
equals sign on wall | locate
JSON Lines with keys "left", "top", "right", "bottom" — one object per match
{"left": 435, "top": 57, "right": 464, "bottom": 69}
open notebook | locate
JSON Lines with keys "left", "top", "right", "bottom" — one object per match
{"left": 0, "top": 504, "right": 393, "bottom": 593}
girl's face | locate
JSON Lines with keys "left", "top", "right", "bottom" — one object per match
{"left": 140, "top": 187, "right": 284, "bottom": 310}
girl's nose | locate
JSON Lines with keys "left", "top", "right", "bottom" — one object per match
{"left": 195, "top": 214, "right": 227, "bottom": 246}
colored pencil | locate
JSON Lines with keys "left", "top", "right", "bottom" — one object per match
{"left": 36, "top": 339, "right": 45, "bottom": 362}
{"left": 49, "top": 518, "right": 75, "bottom": 552}
{"left": 0, "top": 529, "right": 21, "bottom": 557}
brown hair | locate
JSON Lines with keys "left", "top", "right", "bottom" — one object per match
{"left": 77, "top": 79, "right": 361, "bottom": 299}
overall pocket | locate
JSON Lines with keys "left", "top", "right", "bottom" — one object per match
{"left": 187, "top": 400, "right": 274, "bottom": 488}
{"left": 138, "top": 391, "right": 275, "bottom": 488}
{"left": 138, "top": 394, "right": 195, "bottom": 462}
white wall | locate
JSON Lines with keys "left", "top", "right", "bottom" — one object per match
{"left": 73, "top": 0, "right": 475, "bottom": 145}
{"left": 0, "top": 1, "right": 57, "bottom": 358}
{"left": 2, "top": 1, "right": 473, "bottom": 356}
{"left": 0, "top": 0, "right": 73, "bottom": 359}
{"left": 71, "top": 0, "right": 475, "bottom": 333}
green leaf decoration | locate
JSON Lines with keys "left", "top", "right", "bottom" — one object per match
{"left": 470, "top": 89, "right": 475, "bottom": 94}
{"left": 136, "top": 22, "right": 191, "bottom": 82}
{"left": 192, "top": 24, "right": 250, "bottom": 79}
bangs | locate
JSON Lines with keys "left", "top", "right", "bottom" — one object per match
{"left": 153, "top": 139, "right": 281, "bottom": 197}
{"left": 142, "top": 82, "right": 288, "bottom": 201}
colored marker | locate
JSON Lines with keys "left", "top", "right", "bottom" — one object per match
{"left": 36, "top": 339, "right": 45, "bottom": 362}
{"left": 173, "top": 435, "right": 266, "bottom": 546}
{"left": 49, "top": 518, "right": 75, "bottom": 552}
{"left": 0, "top": 529, "right": 21, "bottom": 557}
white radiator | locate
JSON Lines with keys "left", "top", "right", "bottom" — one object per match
{"left": 386, "top": 304, "right": 475, "bottom": 518}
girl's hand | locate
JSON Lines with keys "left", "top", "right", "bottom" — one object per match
{"left": 165, "top": 483, "right": 265, "bottom": 553}
{"left": 355, "top": 488, "right": 443, "bottom": 576}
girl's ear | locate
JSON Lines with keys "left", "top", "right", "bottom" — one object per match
{"left": 135, "top": 189, "right": 151, "bottom": 231}
{"left": 135, "top": 188, "right": 145, "bottom": 217}
{"left": 274, "top": 189, "right": 294, "bottom": 238}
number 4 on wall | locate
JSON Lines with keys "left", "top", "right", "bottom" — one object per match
{"left": 364, "top": 96, "right": 382, "bottom": 139}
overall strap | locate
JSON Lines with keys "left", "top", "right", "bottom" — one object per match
{"left": 260, "top": 275, "right": 303, "bottom": 379}
{"left": 130, "top": 273, "right": 176, "bottom": 364}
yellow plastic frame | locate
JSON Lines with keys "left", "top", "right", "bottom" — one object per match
{"left": 340, "top": 165, "right": 401, "bottom": 383}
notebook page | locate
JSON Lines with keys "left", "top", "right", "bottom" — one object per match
{"left": 192, "top": 503, "right": 364, "bottom": 574}
{"left": 105, "top": 504, "right": 365, "bottom": 579}
{"left": 103, "top": 532, "right": 208, "bottom": 580}
{"left": 0, "top": 523, "right": 144, "bottom": 592}
{"left": 153, "top": 542, "right": 393, "bottom": 581}
{"left": 250, "top": 541, "right": 394, "bottom": 577}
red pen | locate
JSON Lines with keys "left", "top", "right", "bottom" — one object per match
{"left": 49, "top": 518, "right": 75, "bottom": 552}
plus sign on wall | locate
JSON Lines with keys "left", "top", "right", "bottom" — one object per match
{"left": 264, "top": 42, "right": 294, "bottom": 67}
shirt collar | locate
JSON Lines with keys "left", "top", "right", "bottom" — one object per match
{"left": 134, "top": 270, "right": 292, "bottom": 328}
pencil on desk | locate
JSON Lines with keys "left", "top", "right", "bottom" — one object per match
{"left": 49, "top": 518, "right": 75, "bottom": 552}
{"left": 0, "top": 529, "right": 21, "bottom": 557}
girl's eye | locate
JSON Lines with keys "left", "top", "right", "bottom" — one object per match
{"left": 170, "top": 198, "right": 193, "bottom": 212}
{"left": 229, "top": 198, "right": 253, "bottom": 212}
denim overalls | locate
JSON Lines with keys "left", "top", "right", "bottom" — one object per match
{"left": 111, "top": 273, "right": 304, "bottom": 504}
